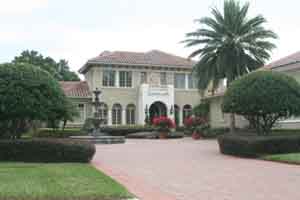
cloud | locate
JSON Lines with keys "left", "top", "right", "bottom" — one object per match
{"left": 0, "top": 0, "right": 48, "bottom": 15}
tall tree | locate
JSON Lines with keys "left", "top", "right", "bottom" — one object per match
{"left": 183, "top": 0, "right": 277, "bottom": 132}
{"left": 13, "top": 50, "right": 80, "bottom": 81}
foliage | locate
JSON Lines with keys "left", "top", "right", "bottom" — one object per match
{"left": 30, "top": 128, "right": 84, "bottom": 138}
{"left": 0, "top": 139, "right": 95, "bottom": 162}
{"left": 0, "top": 63, "right": 73, "bottom": 139}
{"left": 13, "top": 50, "right": 80, "bottom": 81}
{"left": 152, "top": 116, "right": 176, "bottom": 132}
{"left": 203, "top": 127, "right": 230, "bottom": 138}
{"left": 81, "top": 119, "right": 155, "bottom": 136}
{"left": 0, "top": 163, "right": 132, "bottom": 200}
{"left": 192, "top": 102, "right": 209, "bottom": 118}
{"left": 222, "top": 71, "right": 300, "bottom": 135}
{"left": 127, "top": 131, "right": 184, "bottom": 139}
{"left": 183, "top": 0, "right": 277, "bottom": 92}
{"left": 184, "top": 116, "right": 209, "bottom": 134}
{"left": 218, "top": 134, "right": 300, "bottom": 158}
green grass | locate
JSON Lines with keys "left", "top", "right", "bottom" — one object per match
{"left": 262, "top": 153, "right": 300, "bottom": 165}
{"left": 0, "top": 163, "right": 132, "bottom": 200}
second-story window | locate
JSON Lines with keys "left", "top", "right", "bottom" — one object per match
{"left": 140, "top": 72, "right": 147, "bottom": 84}
{"left": 160, "top": 72, "right": 167, "bottom": 85}
{"left": 119, "top": 71, "right": 132, "bottom": 87}
{"left": 103, "top": 70, "right": 115, "bottom": 87}
{"left": 188, "top": 74, "right": 197, "bottom": 89}
{"left": 174, "top": 73, "right": 186, "bottom": 89}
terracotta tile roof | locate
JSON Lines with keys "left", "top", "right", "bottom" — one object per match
{"left": 79, "top": 50, "right": 195, "bottom": 73}
{"left": 265, "top": 51, "right": 300, "bottom": 71}
{"left": 60, "top": 81, "right": 91, "bottom": 98}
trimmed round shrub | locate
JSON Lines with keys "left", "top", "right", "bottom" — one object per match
{"left": 0, "top": 63, "right": 69, "bottom": 138}
{"left": 222, "top": 71, "right": 300, "bottom": 135}
{"left": 0, "top": 139, "right": 95, "bottom": 162}
{"left": 218, "top": 134, "right": 300, "bottom": 157}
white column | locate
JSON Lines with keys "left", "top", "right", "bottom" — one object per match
{"left": 115, "top": 70, "right": 119, "bottom": 87}
{"left": 122, "top": 109, "right": 126, "bottom": 125}
{"left": 179, "top": 107, "right": 183, "bottom": 126}
{"left": 108, "top": 109, "right": 112, "bottom": 126}
{"left": 185, "top": 74, "right": 189, "bottom": 90}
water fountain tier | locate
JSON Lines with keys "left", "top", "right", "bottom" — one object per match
{"left": 70, "top": 88, "right": 125, "bottom": 144}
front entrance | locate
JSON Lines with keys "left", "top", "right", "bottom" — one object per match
{"left": 149, "top": 101, "right": 167, "bottom": 123}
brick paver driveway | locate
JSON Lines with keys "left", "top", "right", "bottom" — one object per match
{"left": 92, "top": 138, "right": 300, "bottom": 200}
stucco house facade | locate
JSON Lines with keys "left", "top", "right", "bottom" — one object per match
{"left": 61, "top": 50, "right": 203, "bottom": 127}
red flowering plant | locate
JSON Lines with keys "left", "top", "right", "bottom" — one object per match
{"left": 152, "top": 116, "right": 176, "bottom": 132}
{"left": 184, "top": 116, "right": 209, "bottom": 135}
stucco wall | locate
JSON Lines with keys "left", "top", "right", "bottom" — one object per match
{"left": 209, "top": 96, "right": 248, "bottom": 128}
{"left": 174, "top": 90, "right": 201, "bottom": 108}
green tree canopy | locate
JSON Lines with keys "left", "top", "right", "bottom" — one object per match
{"left": 183, "top": 0, "right": 277, "bottom": 92}
{"left": 0, "top": 63, "right": 76, "bottom": 139}
{"left": 222, "top": 71, "right": 300, "bottom": 135}
{"left": 13, "top": 50, "right": 80, "bottom": 81}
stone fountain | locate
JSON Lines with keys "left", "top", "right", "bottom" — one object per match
{"left": 70, "top": 88, "right": 125, "bottom": 144}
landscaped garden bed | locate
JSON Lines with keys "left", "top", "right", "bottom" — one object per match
{"left": 0, "top": 163, "right": 132, "bottom": 200}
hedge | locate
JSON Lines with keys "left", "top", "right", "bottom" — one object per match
{"left": 127, "top": 131, "right": 184, "bottom": 139}
{"left": 218, "top": 134, "right": 300, "bottom": 158}
{"left": 31, "top": 128, "right": 84, "bottom": 138}
{"left": 0, "top": 139, "right": 95, "bottom": 162}
{"left": 101, "top": 126, "right": 155, "bottom": 136}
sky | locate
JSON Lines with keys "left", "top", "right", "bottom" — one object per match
{"left": 0, "top": 0, "right": 299, "bottom": 74}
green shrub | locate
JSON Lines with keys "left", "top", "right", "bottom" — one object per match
{"left": 218, "top": 134, "right": 300, "bottom": 158}
{"left": 101, "top": 126, "right": 155, "bottom": 136}
{"left": 222, "top": 71, "right": 300, "bottom": 135}
{"left": 31, "top": 128, "right": 84, "bottom": 138}
{"left": 127, "top": 131, "right": 184, "bottom": 139}
{"left": 192, "top": 102, "right": 209, "bottom": 117}
{"left": 202, "top": 127, "right": 230, "bottom": 138}
{"left": 0, "top": 63, "right": 74, "bottom": 139}
{"left": 0, "top": 139, "right": 95, "bottom": 162}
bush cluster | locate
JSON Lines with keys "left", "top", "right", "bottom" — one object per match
{"left": 222, "top": 71, "right": 300, "bottom": 135}
{"left": 31, "top": 128, "right": 84, "bottom": 138}
{"left": 218, "top": 134, "right": 300, "bottom": 157}
{"left": 0, "top": 139, "right": 95, "bottom": 162}
{"left": 127, "top": 131, "right": 184, "bottom": 139}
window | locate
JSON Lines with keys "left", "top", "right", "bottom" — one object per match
{"left": 183, "top": 104, "right": 192, "bottom": 123}
{"left": 112, "top": 104, "right": 122, "bottom": 125}
{"left": 103, "top": 70, "right": 115, "bottom": 87}
{"left": 77, "top": 104, "right": 85, "bottom": 122}
{"left": 174, "top": 73, "right": 186, "bottom": 89}
{"left": 126, "top": 104, "right": 136, "bottom": 125}
{"left": 99, "top": 103, "right": 108, "bottom": 125}
{"left": 188, "top": 74, "right": 197, "bottom": 89}
{"left": 119, "top": 71, "right": 132, "bottom": 87}
{"left": 160, "top": 72, "right": 167, "bottom": 85}
{"left": 140, "top": 72, "right": 147, "bottom": 84}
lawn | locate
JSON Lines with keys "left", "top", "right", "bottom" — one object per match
{"left": 0, "top": 163, "right": 132, "bottom": 200}
{"left": 263, "top": 153, "right": 300, "bottom": 165}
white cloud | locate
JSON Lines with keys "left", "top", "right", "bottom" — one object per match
{"left": 0, "top": 0, "right": 48, "bottom": 15}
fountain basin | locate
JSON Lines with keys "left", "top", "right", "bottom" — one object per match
{"left": 70, "top": 135, "right": 125, "bottom": 144}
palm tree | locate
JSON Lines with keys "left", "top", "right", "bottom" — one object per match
{"left": 183, "top": 0, "right": 277, "bottom": 132}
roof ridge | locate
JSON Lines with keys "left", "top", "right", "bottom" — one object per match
{"left": 266, "top": 50, "right": 300, "bottom": 68}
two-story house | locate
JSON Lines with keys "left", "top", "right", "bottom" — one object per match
{"left": 61, "top": 50, "right": 202, "bottom": 126}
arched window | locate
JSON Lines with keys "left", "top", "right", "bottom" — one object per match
{"left": 112, "top": 104, "right": 122, "bottom": 125}
{"left": 183, "top": 104, "right": 192, "bottom": 123}
{"left": 99, "top": 103, "right": 108, "bottom": 125}
{"left": 126, "top": 104, "right": 136, "bottom": 125}
{"left": 174, "top": 105, "right": 180, "bottom": 126}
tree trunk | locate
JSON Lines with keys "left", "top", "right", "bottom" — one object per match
{"left": 229, "top": 113, "right": 236, "bottom": 134}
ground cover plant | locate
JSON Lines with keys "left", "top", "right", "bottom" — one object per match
{"left": 262, "top": 153, "right": 300, "bottom": 164}
{"left": 0, "top": 163, "right": 132, "bottom": 200}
